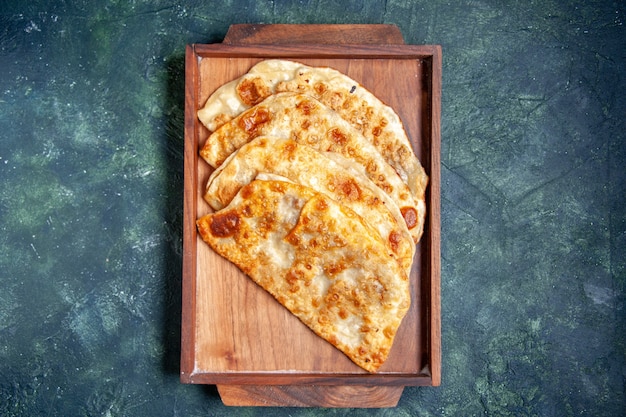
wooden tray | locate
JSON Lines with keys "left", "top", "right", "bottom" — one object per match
{"left": 181, "top": 24, "right": 441, "bottom": 408}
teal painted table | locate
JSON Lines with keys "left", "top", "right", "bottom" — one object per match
{"left": 0, "top": 1, "right": 624, "bottom": 415}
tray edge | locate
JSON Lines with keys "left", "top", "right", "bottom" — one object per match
{"left": 180, "top": 41, "right": 442, "bottom": 388}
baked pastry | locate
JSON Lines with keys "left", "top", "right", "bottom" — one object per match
{"left": 204, "top": 137, "right": 414, "bottom": 275}
{"left": 197, "top": 59, "right": 428, "bottom": 209}
{"left": 200, "top": 92, "right": 424, "bottom": 241}
{"left": 195, "top": 60, "right": 427, "bottom": 373}
{"left": 197, "top": 180, "right": 411, "bottom": 372}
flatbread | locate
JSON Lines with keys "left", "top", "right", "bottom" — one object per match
{"left": 200, "top": 92, "right": 424, "bottom": 241}
{"left": 197, "top": 59, "right": 428, "bottom": 208}
{"left": 196, "top": 179, "right": 411, "bottom": 372}
{"left": 205, "top": 137, "right": 414, "bottom": 275}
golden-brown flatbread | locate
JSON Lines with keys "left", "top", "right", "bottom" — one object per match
{"left": 200, "top": 92, "right": 425, "bottom": 242}
{"left": 204, "top": 137, "right": 414, "bottom": 275}
{"left": 197, "top": 59, "right": 428, "bottom": 208}
{"left": 196, "top": 179, "right": 411, "bottom": 372}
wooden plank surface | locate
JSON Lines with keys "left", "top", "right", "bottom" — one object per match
{"left": 217, "top": 384, "right": 405, "bottom": 407}
{"left": 181, "top": 24, "right": 441, "bottom": 407}
{"left": 194, "top": 52, "right": 427, "bottom": 377}
{"left": 223, "top": 23, "right": 405, "bottom": 45}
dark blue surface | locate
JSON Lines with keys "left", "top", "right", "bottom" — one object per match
{"left": 1, "top": 1, "right": 624, "bottom": 415}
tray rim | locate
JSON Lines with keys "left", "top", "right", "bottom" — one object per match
{"left": 181, "top": 42, "right": 441, "bottom": 387}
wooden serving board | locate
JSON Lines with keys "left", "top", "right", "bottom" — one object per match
{"left": 181, "top": 24, "right": 441, "bottom": 408}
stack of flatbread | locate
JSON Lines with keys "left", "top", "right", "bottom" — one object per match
{"left": 195, "top": 60, "right": 428, "bottom": 373}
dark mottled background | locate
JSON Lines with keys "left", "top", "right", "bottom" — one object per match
{"left": 1, "top": 1, "right": 624, "bottom": 416}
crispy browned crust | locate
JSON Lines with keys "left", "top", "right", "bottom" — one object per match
{"left": 200, "top": 92, "right": 425, "bottom": 242}
{"left": 197, "top": 180, "right": 410, "bottom": 372}
{"left": 204, "top": 137, "right": 414, "bottom": 276}
{"left": 195, "top": 60, "right": 426, "bottom": 373}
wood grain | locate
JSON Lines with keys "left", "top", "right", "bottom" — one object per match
{"left": 218, "top": 384, "right": 405, "bottom": 407}
{"left": 181, "top": 24, "right": 441, "bottom": 407}
{"left": 224, "top": 23, "right": 405, "bottom": 45}
{"left": 180, "top": 45, "right": 199, "bottom": 383}
{"left": 193, "top": 53, "right": 427, "bottom": 376}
